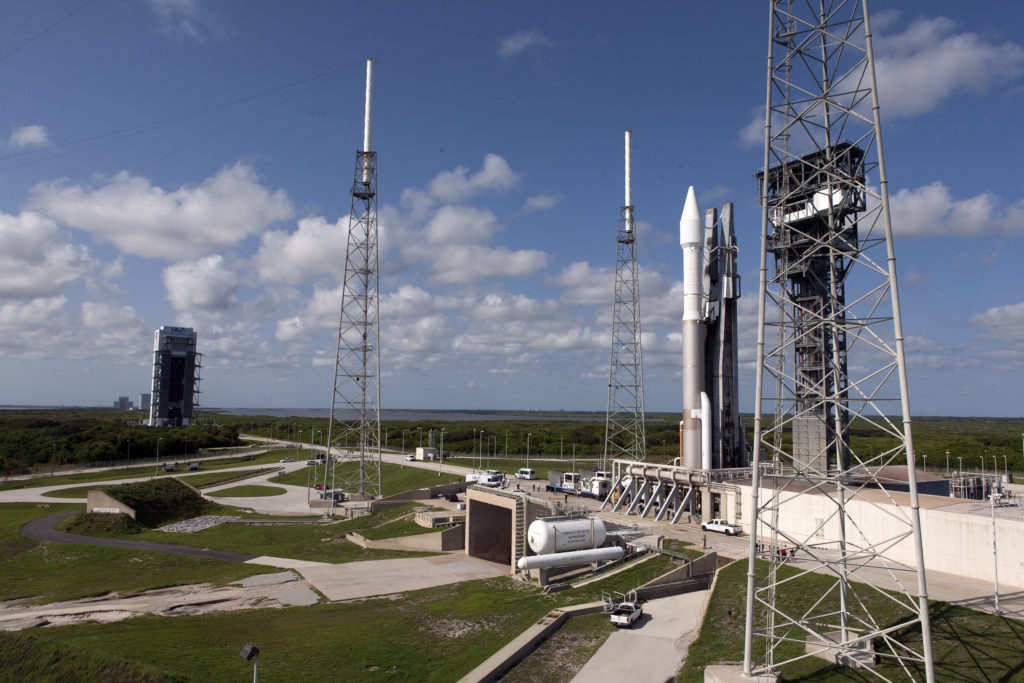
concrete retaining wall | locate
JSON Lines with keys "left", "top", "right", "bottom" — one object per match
{"left": 376, "top": 481, "right": 469, "bottom": 505}
{"left": 739, "top": 484, "right": 1024, "bottom": 588}
{"left": 86, "top": 490, "right": 136, "bottom": 519}
{"left": 345, "top": 524, "right": 464, "bottom": 552}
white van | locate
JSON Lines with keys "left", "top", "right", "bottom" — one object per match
{"left": 516, "top": 468, "right": 537, "bottom": 480}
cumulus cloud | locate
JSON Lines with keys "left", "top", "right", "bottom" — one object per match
{"left": 427, "top": 154, "right": 520, "bottom": 202}
{"left": 522, "top": 194, "right": 561, "bottom": 213}
{"left": 498, "top": 29, "right": 555, "bottom": 58}
{"left": 9, "top": 125, "right": 50, "bottom": 148}
{"left": 970, "top": 301, "right": 1024, "bottom": 344}
{"left": 423, "top": 205, "right": 501, "bottom": 245}
{"left": 80, "top": 302, "right": 149, "bottom": 359}
{"left": 0, "top": 211, "right": 98, "bottom": 299}
{"left": 31, "top": 163, "right": 293, "bottom": 260}
{"left": 875, "top": 16, "right": 1024, "bottom": 118}
{"left": 431, "top": 244, "right": 548, "bottom": 284}
{"left": 0, "top": 296, "right": 70, "bottom": 359}
{"left": 162, "top": 255, "right": 239, "bottom": 311}
{"left": 890, "top": 182, "right": 1024, "bottom": 238}
{"left": 550, "top": 261, "right": 613, "bottom": 306}
{"left": 255, "top": 216, "right": 349, "bottom": 284}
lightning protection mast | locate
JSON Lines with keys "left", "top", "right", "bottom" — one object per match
{"left": 603, "top": 130, "right": 646, "bottom": 469}
{"left": 743, "top": 1, "right": 934, "bottom": 679}
{"left": 325, "top": 58, "right": 382, "bottom": 507}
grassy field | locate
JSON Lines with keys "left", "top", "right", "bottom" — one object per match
{"left": 678, "top": 559, "right": 1024, "bottom": 681}
{"left": 271, "top": 461, "right": 464, "bottom": 496}
{"left": 207, "top": 485, "right": 286, "bottom": 497}
{"left": 501, "top": 612, "right": 612, "bottom": 682}
{"left": 39, "top": 468, "right": 275, "bottom": 499}
{"left": 0, "top": 503, "right": 276, "bottom": 604}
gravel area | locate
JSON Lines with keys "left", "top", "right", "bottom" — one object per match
{"left": 158, "top": 515, "right": 238, "bottom": 533}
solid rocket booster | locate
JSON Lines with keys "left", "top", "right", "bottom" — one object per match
{"left": 681, "top": 186, "right": 704, "bottom": 470}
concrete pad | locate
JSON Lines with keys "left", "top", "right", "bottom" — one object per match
{"left": 235, "top": 570, "right": 298, "bottom": 587}
{"left": 572, "top": 590, "right": 708, "bottom": 683}
{"left": 245, "top": 555, "right": 331, "bottom": 569}
{"left": 275, "top": 587, "right": 320, "bottom": 607}
{"left": 300, "top": 554, "right": 506, "bottom": 602}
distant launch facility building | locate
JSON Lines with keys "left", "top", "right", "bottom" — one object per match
{"left": 148, "top": 326, "right": 201, "bottom": 427}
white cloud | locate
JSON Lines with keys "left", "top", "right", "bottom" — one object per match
{"left": 148, "top": 0, "right": 219, "bottom": 41}
{"left": 431, "top": 244, "right": 548, "bottom": 284}
{"left": 550, "top": 261, "right": 613, "bottom": 306}
{"left": 80, "top": 302, "right": 149, "bottom": 360}
{"left": 9, "top": 125, "right": 50, "bottom": 148}
{"left": 423, "top": 205, "right": 500, "bottom": 245}
{"left": 427, "top": 154, "right": 520, "bottom": 202}
{"left": 0, "top": 296, "right": 70, "bottom": 359}
{"left": 890, "top": 182, "right": 1024, "bottom": 238}
{"left": 522, "top": 194, "right": 561, "bottom": 213}
{"left": 32, "top": 163, "right": 293, "bottom": 260}
{"left": 970, "top": 301, "right": 1024, "bottom": 344}
{"left": 498, "top": 29, "right": 555, "bottom": 58}
{"left": 255, "top": 216, "right": 349, "bottom": 285}
{"left": 876, "top": 16, "right": 1024, "bottom": 118}
{"left": 162, "top": 255, "right": 239, "bottom": 311}
{"left": 0, "top": 211, "right": 98, "bottom": 299}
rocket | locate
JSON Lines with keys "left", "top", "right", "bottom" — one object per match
{"left": 680, "top": 186, "right": 708, "bottom": 469}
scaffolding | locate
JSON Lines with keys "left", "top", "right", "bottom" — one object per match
{"left": 743, "top": 2, "right": 934, "bottom": 679}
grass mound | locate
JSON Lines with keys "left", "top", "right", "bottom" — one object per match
{"left": 103, "top": 478, "right": 209, "bottom": 527}
{"left": 64, "top": 512, "right": 145, "bottom": 536}
{"left": 0, "top": 630, "right": 182, "bottom": 682}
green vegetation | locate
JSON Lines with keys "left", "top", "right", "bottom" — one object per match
{"left": 502, "top": 612, "right": 612, "bottom": 682}
{"left": 101, "top": 478, "right": 209, "bottom": 527}
{"left": 678, "top": 559, "right": 1024, "bottom": 681}
{"left": 271, "top": 461, "right": 463, "bottom": 496}
{"left": 662, "top": 538, "right": 705, "bottom": 561}
{"left": 0, "top": 503, "right": 275, "bottom": 603}
{"left": 207, "top": 485, "right": 286, "bottom": 498}
{"left": 0, "top": 408, "right": 238, "bottom": 472}
{"left": 0, "top": 630, "right": 181, "bottom": 683}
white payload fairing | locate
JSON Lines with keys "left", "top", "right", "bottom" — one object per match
{"left": 680, "top": 186, "right": 711, "bottom": 470}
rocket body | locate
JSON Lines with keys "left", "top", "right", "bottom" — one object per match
{"left": 680, "top": 186, "right": 705, "bottom": 469}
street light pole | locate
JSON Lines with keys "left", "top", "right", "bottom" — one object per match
{"left": 923, "top": 454, "right": 927, "bottom": 473}
{"left": 418, "top": 427, "right": 423, "bottom": 448}
{"left": 505, "top": 431, "right": 508, "bottom": 459}
{"left": 439, "top": 429, "right": 446, "bottom": 477}
{"left": 527, "top": 433, "right": 532, "bottom": 469}
{"left": 991, "top": 491, "right": 1001, "bottom": 615}
{"left": 155, "top": 437, "right": 163, "bottom": 476}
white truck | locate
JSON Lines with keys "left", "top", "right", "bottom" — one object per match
{"left": 466, "top": 472, "right": 502, "bottom": 487}
{"left": 610, "top": 601, "right": 643, "bottom": 628}
{"left": 701, "top": 518, "right": 742, "bottom": 536}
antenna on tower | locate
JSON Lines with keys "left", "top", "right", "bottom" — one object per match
{"left": 743, "top": 2, "right": 934, "bottom": 678}
{"left": 325, "top": 57, "right": 383, "bottom": 506}
{"left": 603, "top": 130, "right": 646, "bottom": 468}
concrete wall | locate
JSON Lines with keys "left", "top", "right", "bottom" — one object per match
{"left": 739, "top": 483, "right": 1024, "bottom": 589}
{"left": 86, "top": 490, "right": 136, "bottom": 519}
{"left": 345, "top": 525, "right": 464, "bottom": 552}
{"left": 376, "top": 481, "right": 468, "bottom": 504}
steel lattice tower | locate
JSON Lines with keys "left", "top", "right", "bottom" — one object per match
{"left": 743, "top": 2, "right": 934, "bottom": 679}
{"left": 604, "top": 131, "right": 646, "bottom": 468}
{"left": 325, "top": 59, "right": 382, "bottom": 504}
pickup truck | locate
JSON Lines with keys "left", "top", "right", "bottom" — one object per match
{"left": 610, "top": 601, "right": 643, "bottom": 628}
{"left": 702, "top": 518, "right": 742, "bottom": 536}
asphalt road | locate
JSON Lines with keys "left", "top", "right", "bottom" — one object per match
{"left": 20, "top": 511, "right": 259, "bottom": 563}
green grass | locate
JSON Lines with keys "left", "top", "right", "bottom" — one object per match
{"left": 0, "top": 630, "right": 182, "bottom": 683}
{"left": 271, "top": 461, "right": 463, "bottom": 496}
{"left": 90, "top": 502, "right": 439, "bottom": 563}
{"left": 0, "top": 503, "right": 276, "bottom": 603}
{"left": 662, "top": 538, "right": 705, "bottom": 561}
{"left": 1, "top": 449, "right": 298, "bottom": 493}
{"left": 677, "top": 559, "right": 1024, "bottom": 682}
{"left": 501, "top": 612, "right": 612, "bottom": 683}
{"left": 207, "top": 485, "right": 286, "bottom": 498}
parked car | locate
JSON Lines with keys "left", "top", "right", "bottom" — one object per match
{"left": 305, "top": 459, "right": 319, "bottom": 466}
{"left": 404, "top": 454, "right": 416, "bottom": 461}
{"left": 515, "top": 468, "right": 537, "bottom": 480}
{"left": 701, "top": 518, "right": 742, "bottom": 536}
{"left": 610, "top": 601, "right": 643, "bottom": 628}
{"left": 280, "top": 457, "right": 294, "bottom": 463}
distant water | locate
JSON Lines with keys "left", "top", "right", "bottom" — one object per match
{"left": 210, "top": 407, "right": 606, "bottom": 423}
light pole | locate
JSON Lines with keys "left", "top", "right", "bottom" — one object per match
{"left": 126, "top": 439, "right": 131, "bottom": 470}
{"left": 402, "top": 430, "right": 408, "bottom": 454}
{"left": 478, "top": 431, "right": 485, "bottom": 470}
{"left": 922, "top": 454, "right": 927, "bottom": 473}
{"left": 991, "top": 491, "right": 1001, "bottom": 615}
{"left": 946, "top": 449, "right": 950, "bottom": 476}
{"left": 526, "top": 433, "right": 532, "bottom": 469}
{"left": 418, "top": 427, "right": 423, "bottom": 448}
{"left": 155, "top": 437, "right": 163, "bottom": 475}
{"left": 505, "top": 431, "right": 508, "bottom": 458}
{"left": 1004, "top": 454, "right": 1008, "bottom": 483}
{"left": 439, "top": 429, "right": 446, "bottom": 477}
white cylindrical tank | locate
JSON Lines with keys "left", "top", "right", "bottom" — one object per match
{"left": 517, "top": 546, "right": 624, "bottom": 570}
{"left": 527, "top": 517, "right": 607, "bottom": 555}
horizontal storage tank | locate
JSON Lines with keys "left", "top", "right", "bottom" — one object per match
{"left": 517, "top": 546, "right": 624, "bottom": 570}
{"left": 527, "top": 517, "right": 607, "bottom": 555}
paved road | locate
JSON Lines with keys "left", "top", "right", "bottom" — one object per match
{"left": 20, "top": 511, "right": 259, "bottom": 563}
{"left": 572, "top": 590, "right": 709, "bottom": 683}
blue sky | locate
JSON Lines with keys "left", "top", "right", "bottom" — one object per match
{"left": 1, "top": 0, "right": 1022, "bottom": 417}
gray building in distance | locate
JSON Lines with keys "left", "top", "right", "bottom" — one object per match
{"left": 148, "top": 326, "right": 201, "bottom": 426}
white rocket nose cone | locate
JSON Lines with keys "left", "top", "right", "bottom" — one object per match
{"left": 680, "top": 185, "right": 701, "bottom": 246}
